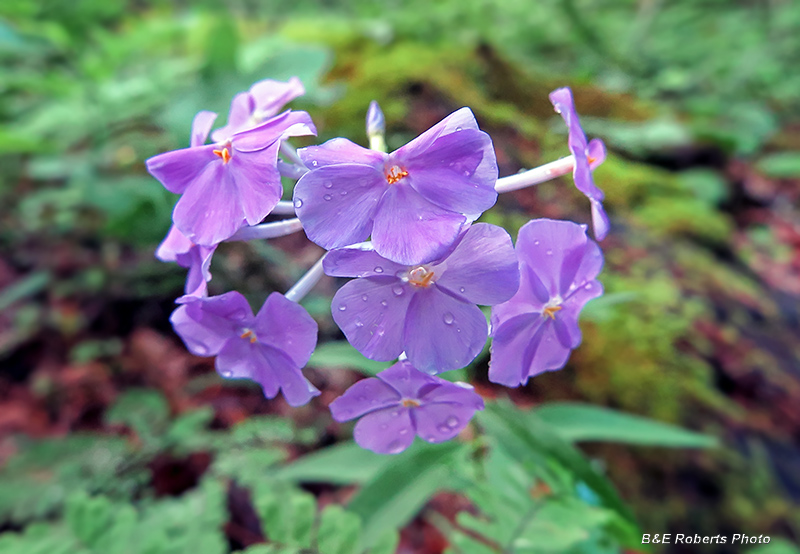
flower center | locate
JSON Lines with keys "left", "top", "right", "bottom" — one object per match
{"left": 240, "top": 329, "right": 258, "bottom": 343}
{"left": 407, "top": 266, "right": 435, "bottom": 288}
{"left": 213, "top": 144, "right": 232, "bottom": 164}
{"left": 401, "top": 398, "right": 420, "bottom": 408}
{"left": 542, "top": 302, "right": 563, "bottom": 320}
{"left": 385, "top": 165, "right": 408, "bottom": 184}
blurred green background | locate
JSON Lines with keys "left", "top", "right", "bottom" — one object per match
{"left": 1, "top": 0, "right": 800, "bottom": 553}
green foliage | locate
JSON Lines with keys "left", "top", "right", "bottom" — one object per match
{"left": 535, "top": 402, "right": 717, "bottom": 448}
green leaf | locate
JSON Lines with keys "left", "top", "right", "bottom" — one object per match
{"left": 274, "top": 442, "right": 391, "bottom": 485}
{"left": 757, "top": 152, "right": 800, "bottom": 178}
{"left": 0, "top": 271, "right": 50, "bottom": 311}
{"left": 309, "top": 341, "right": 392, "bottom": 376}
{"left": 348, "top": 441, "right": 465, "bottom": 546}
{"left": 535, "top": 402, "right": 718, "bottom": 448}
{"left": 478, "top": 402, "right": 640, "bottom": 547}
{"left": 317, "top": 505, "right": 362, "bottom": 554}
{"left": 104, "top": 389, "right": 170, "bottom": 445}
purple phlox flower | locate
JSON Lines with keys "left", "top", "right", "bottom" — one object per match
{"left": 170, "top": 291, "right": 320, "bottom": 406}
{"left": 330, "top": 360, "right": 484, "bottom": 454}
{"left": 156, "top": 224, "right": 216, "bottom": 298}
{"left": 549, "top": 87, "right": 609, "bottom": 241}
{"left": 489, "top": 219, "right": 603, "bottom": 387}
{"left": 293, "top": 107, "right": 498, "bottom": 265}
{"left": 325, "top": 223, "right": 519, "bottom": 373}
{"left": 147, "top": 110, "right": 316, "bottom": 247}
{"left": 211, "top": 77, "right": 306, "bottom": 142}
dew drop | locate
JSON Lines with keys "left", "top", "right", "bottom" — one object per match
{"left": 455, "top": 126, "right": 462, "bottom": 131}
{"left": 443, "top": 313, "right": 455, "bottom": 325}
{"left": 361, "top": 294, "right": 369, "bottom": 302}
{"left": 355, "top": 319, "right": 364, "bottom": 328}
{"left": 340, "top": 190, "right": 347, "bottom": 196}
{"left": 194, "top": 345, "right": 208, "bottom": 356}
{"left": 446, "top": 416, "right": 459, "bottom": 428}
{"left": 546, "top": 249, "right": 553, "bottom": 256}
{"left": 463, "top": 170, "right": 470, "bottom": 177}
{"left": 459, "top": 286, "right": 466, "bottom": 293}
{"left": 437, "top": 424, "right": 450, "bottom": 433}
{"left": 220, "top": 369, "right": 233, "bottom": 378}
{"left": 311, "top": 160, "right": 318, "bottom": 167}
{"left": 323, "top": 194, "right": 332, "bottom": 201}
{"left": 338, "top": 304, "right": 347, "bottom": 311}
{"left": 294, "top": 199, "right": 303, "bottom": 208}
{"left": 380, "top": 300, "right": 388, "bottom": 307}
{"left": 323, "top": 181, "right": 332, "bottom": 189}
{"left": 399, "top": 428, "right": 409, "bottom": 436}
{"left": 533, "top": 240, "right": 540, "bottom": 246}
{"left": 584, "top": 283, "right": 593, "bottom": 290}
{"left": 374, "top": 266, "right": 384, "bottom": 273}
{"left": 387, "top": 441, "right": 405, "bottom": 454}
{"left": 392, "top": 286, "right": 405, "bottom": 296}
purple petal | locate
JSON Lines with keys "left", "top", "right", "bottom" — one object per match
{"left": 413, "top": 401, "right": 478, "bottom": 443}
{"left": 191, "top": 111, "right": 218, "bottom": 147}
{"left": 217, "top": 340, "right": 319, "bottom": 406}
{"left": 156, "top": 225, "right": 193, "bottom": 263}
{"left": 587, "top": 138, "right": 606, "bottom": 170}
{"left": 515, "top": 219, "right": 592, "bottom": 298}
{"left": 249, "top": 77, "right": 305, "bottom": 118}
{"left": 323, "top": 245, "right": 407, "bottom": 279}
{"left": 298, "top": 137, "right": 387, "bottom": 169}
{"left": 232, "top": 110, "right": 316, "bottom": 153}
{"left": 376, "top": 361, "right": 442, "bottom": 400}
{"left": 353, "top": 406, "right": 415, "bottom": 454}
{"left": 170, "top": 292, "right": 253, "bottom": 357}
{"left": 211, "top": 92, "right": 255, "bottom": 142}
{"left": 253, "top": 292, "right": 318, "bottom": 368}
{"left": 419, "top": 381, "right": 485, "bottom": 410}
{"left": 329, "top": 377, "right": 401, "bottom": 422}
{"left": 393, "top": 107, "right": 480, "bottom": 160}
{"left": 183, "top": 243, "right": 216, "bottom": 298}
{"left": 521, "top": 321, "right": 572, "bottom": 380}
{"left": 227, "top": 142, "right": 283, "bottom": 225}
{"left": 172, "top": 162, "right": 246, "bottom": 246}
{"left": 403, "top": 129, "right": 497, "bottom": 215}
{"left": 146, "top": 144, "right": 217, "bottom": 195}
{"left": 371, "top": 184, "right": 466, "bottom": 266}
{"left": 488, "top": 313, "right": 542, "bottom": 387}
{"left": 558, "top": 278, "right": 603, "bottom": 348}
{"left": 331, "top": 277, "right": 414, "bottom": 362}
{"left": 591, "top": 199, "right": 610, "bottom": 241}
{"left": 404, "top": 288, "right": 488, "bottom": 373}
{"left": 433, "top": 224, "right": 519, "bottom": 305}
{"left": 293, "top": 164, "right": 385, "bottom": 250}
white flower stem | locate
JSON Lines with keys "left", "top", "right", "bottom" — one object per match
{"left": 272, "top": 200, "right": 297, "bottom": 215}
{"left": 494, "top": 156, "right": 575, "bottom": 194}
{"left": 227, "top": 218, "right": 304, "bottom": 242}
{"left": 280, "top": 141, "right": 306, "bottom": 168}
{"left": 285, "top": 254, "right": 327, "bottom": 303}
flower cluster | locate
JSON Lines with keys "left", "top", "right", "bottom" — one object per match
{"left": 148, "top": 79, "right": 608, "bottom": 454}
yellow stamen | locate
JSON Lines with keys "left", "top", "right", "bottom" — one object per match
{"left": 401, "top": 399, "right": 420, "bottom": 408}
{"left": 542, "top": 305, "right": 562, "bottom": 320}
{"left": 385, "top": 166, "right": 408, "bottom": 184}
{"left": 407, "top": 266, "right": 435, "bottom": 288}
{"left": 213, "top": 147, "right": 232, "bottom": 164}
{"left": 240, "top": 330, "right": 257, "bottom": 343}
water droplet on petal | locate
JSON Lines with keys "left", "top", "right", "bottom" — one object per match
{"left": 399, "top": 428, "right": 409, "bottom": 436}
{"left": 323, "top": 194, "right": 332, "bottom": 201}
{"left": 443, "top": 313, "right": 455, "bottom": 325}
{"left": 374, "top": 266, "right": 384, "bottom": 273}
{"left": 220, "top": 369, "right": 233, "bottom": 378}
{"left": 338, "top": 304, "right": 347, "bottom": 311}
{"left": 455, "top": 382, "right": 474, "bottom": 389}
{"left": 387, "top": 441, "right": 405, "bottom": 454}
{"left": 294, "top": 199, "right": 303, "bottom": 208}
{"left": 311, "top": 160, "right": 318, "bottom": 167}
{"left": 437, "top": 424, "right": 450, "bottom": 433}
{"left": 455, "top": 126, "right": 462, "bottom": 131}
{"left": 340, "top": 190, "right": 347, "bottom": 196}
{"left": 361, "top": 294, "right": 369, "bottom": 302}
{"left": 533, "top": 240, "right": 540, "bottom": 246}
{"left": 380, "top": 300, "right": 388, "bottom": 307}
{"left": 446, "top": 416, "right": 459, "bottom": 428}
{"left": 585, "top": 283, "right": 593, "bottom": 290}
{"left": 546, "top": 249, "right": 553, "bottom": 256}
{"left": 459, "top": 286, "right": 466, "bottom": 293}
{"left": 392, "top": 286, "right": 404, "bottom": 296}
{"left": 323, "top": 181, "right": 332, "bottom": 189}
